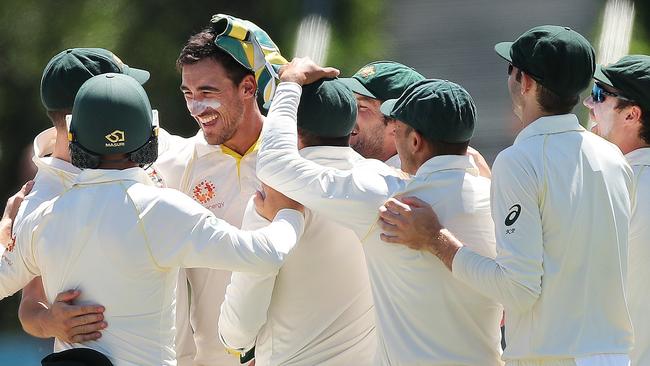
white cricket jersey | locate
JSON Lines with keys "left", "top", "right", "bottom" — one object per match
{"left": 452, "top": 114, "right": 633, "bottom": 363}
{"left": 219, "top": 146, "right": 376, "bottom": 366}
{"left": 4, "top": 167, "right": 304, "bottom": 366}
{"left": 255, "top": 82, "right": 504, "bottom": 365}
{"left": 13, "top": 128, "right": 80, "bottom": 231}
{"left": 626, "top": 147, "right": 650, "bottom": 366}
{"left": 384, "top": 154, "right": 401, "bottom": 169}
{"left": 153, "top": 131, "right": 260, "bottom": 366}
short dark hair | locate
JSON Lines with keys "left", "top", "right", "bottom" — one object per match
{"left": 297, "top": 127, "right": 350, "bottom": 148}
{"left": 403, "top": 125, "right": 469, "bottom": 155}
{"left": 617, "top": 99, "right": 650, "bottom": 145}
{"left": 176, "top": 27, "right": 253, "bottom": 85}
{"left": 515, "top": 70, "right": 578, "bottom": 115}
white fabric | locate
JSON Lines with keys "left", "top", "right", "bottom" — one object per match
{"left": 219, "top": 146, "right": 376, "bottom": 366}
{"left": 625, "top": 147, "right": 650, "bottom": 366}
{"left": 255, "top": 82, "right": 504, "bottom": 365}
{"left": 505, "top": 354, "right": 629, "bottom": 366}
{"left": 384, "top": 154, "right": 401, "bottom": 169}
{"left": 153, "top": 130, "right": 260, "bottom": 366}
{"left": 452, "top": 114, "right": 633, "bottom": 361}
{"left": 5, "top": 167, "right": 304, "bottom": 366}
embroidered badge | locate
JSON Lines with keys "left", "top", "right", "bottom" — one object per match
{"left": 192, "top": 180, "right": 216, "bottom": 205}
{"left": 146, "top": 168, "right": 165, "bottom": 188}
{"left": 357, "top": 65, "right": 375, "bottom": 78}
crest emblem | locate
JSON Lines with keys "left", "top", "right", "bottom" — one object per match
{"left": 192, "top": 180, "right": 216, "bottom": 205}
{"left": 357, "top": 65, "right": 375, "bottom": 78}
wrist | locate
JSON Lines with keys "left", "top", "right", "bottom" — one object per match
{"left": 279, "top": 73, "right": 306, "bottom": 85}
{"left": 430, "top": 229, "right": 462, "bottom": 271}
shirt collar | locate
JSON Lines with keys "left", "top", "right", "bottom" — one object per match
{"left": 384, "top": 154, "right": 401, "bottom": 168}
{"left": 514, "top": 114, "right": 585, "bottom": 145}
{"left": 73, "top": 167, "right": 155, "bottom": 187}
{"left": 415, "top": 154, "right": 479, "bottom": 177}
{"left": 625, "top": 147, "right": 650, "bottom": 167}
{"left": 192, "top": 130, "right": 262, "bottom": 159}
{"left": 299, "top": 146, "right": 364, "bottom": 168}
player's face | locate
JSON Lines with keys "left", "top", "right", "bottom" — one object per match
{"left": 583, "top": 84, "right": 627, "bottom": 144}
{"left": 351, "top": 95, "right": 396, "bottom": 161}
{"left": 181, "top": 58, "right": 245, "bottom": 145}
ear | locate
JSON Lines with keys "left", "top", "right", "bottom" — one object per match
{"left": 520, "top": 72, "right": 536, "bottom": 95}
{"left": 625, "top": 104, "right": 643, "bottom": 124}
{"left": 239, "top": 74, "right": 257, "bottom": 99}
{"left": 410, "top": 129, "right": 424, "bottom": 153}
{"left": 386, "top": 119, "right": 397, "bottom": 137}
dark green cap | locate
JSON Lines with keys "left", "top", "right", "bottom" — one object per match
{"left": 380, "top": 79, "right": 476, "bottom": 143}
{"left": 495, "top": 25, "right": 595, "bottom": 97}
{"left": 297, "top": 78, "right": 357, "bottom": 138}
{"left": 594, "top": 55, "right": 650, "bottom": 111}
{"left": 70, "top": 73, "right": 153, "bottom": 156}
{"left": 339, "top": 61, "right": 425, "bottom": 101}
{"left": 41, "top": 48, "right": 150, "bottom": 111}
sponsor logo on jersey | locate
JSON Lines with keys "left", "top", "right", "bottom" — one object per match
{"left": 105, "top": 130, "right": 126, "bottom": 147}
{"left": 146, "top": 168, "right": 165, "bottom": 188}
{"left": 192, "top": 180, "right": 216, "bottom": 205}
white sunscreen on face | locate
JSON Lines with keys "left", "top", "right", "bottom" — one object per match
{"left": 187, "top": 99, "right": 222, "bottom": 116}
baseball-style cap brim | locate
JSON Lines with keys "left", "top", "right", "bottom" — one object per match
{"left": 593, "top": 65, "right": 614, "bottom": 87}
{"left": 494, "top": 42, "right": 513, "bottom": 63}
{"left": 122, "top": 65, "right": 150, "bottom": 84}
{"left": 339, "top": 77, "right": 377, "bottom": 99}
{"left": 379, "top": 98, "right": 397, "bottom": 117}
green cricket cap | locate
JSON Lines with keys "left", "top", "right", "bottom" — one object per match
{"left": 495, "top": 25, "right": 595, "bottom": 97}
{"left": 70, "top": 73, "right": 153, "bottom": 156}
{"left": 41, "top": 48, "right": 150, "bottom": 111}
{"left": 339, "top": 61, "right": 425, "bottom": 101}
{"left": 210, "top": 14, "right": 288, "bottom": 108}
{"left": 297, "top": 78, "right": 357, "bottom": 138}
{"left": 380, "top": 79, "right": 476, "bottom": 143}
{"left": 594, "top": 55, "right": 650, "bottom": 111}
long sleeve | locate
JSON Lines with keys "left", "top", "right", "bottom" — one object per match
{"left": 142, "top": 189, "right": 304, "bottom": 273}
{"left": 0, "top": 211, "right": 41, "bottom": 299}
{"left": 256, "top": 82, "right": 406, "bottom": 236}
{"left": 219, "top": 197, "right": 278, "bottom": 351}
{"left": 452, "top": 148, "right": 543, "bottom": 312}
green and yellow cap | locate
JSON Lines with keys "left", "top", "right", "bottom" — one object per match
{"left": 380, "top": 79, "right": 476, "bottom": 143}
{"left": 339, "top": 61, "right": 425, "bottom": 101}
{"left": 495, "top": 25, "right": 595, "bottom": 97}
{"left": 210, "top": 14, "right": 288, "bottom": 108}
{"left": 297, "top": 78, "right": 357, "bottom": 138}
{"left": 70, "top": 73, "right": 154, "bottom": 156}
{"left": 41, "top": 48, "right": 149, "bottom": 111}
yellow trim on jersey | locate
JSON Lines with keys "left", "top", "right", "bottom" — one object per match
{"left": 220, "top": 139, "right": 260, "bottom": 177}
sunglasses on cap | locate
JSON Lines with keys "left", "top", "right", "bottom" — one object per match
{"left": 591, "top": 83, "right": 633, "bottom": 103}
{"left": 507, "top": 63, "right": 543, "bottom": 82}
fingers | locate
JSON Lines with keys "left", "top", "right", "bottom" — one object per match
{"left": 54, "top": 289, "right": 81, "bottom": 304}
{"left": 67, "top": 312, "right": 105, "bottom": 329}
{"left": 21, "top": 180, "right": 35, "bottom": 196}
{"left": 253, "top": 190, "right": 265, "bottom": 212}
{"left": 378, "top": 208, "right": 403, "bottom": 228}
{"left": 68, "top": 304, "right": 105, "bottom": 318}
{"left": 70, "top": 330, "right": 103, "bottom": 343}
{"left": 380, "top": 233, "right": 402, "bottom": 244}
{"left": 395, "top": 196, "right": 429, "bottom": 209}
{"left": 383, "top": 197, "right": 412, "bottom": 214}
{"left": 321, "top": 67, "right": 340, "bottom": 78}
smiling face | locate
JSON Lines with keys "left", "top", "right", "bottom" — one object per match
{"left": 180, "top": 58, "right": 246, "bottom": 145}
{"left": 350, "top": 94, "right": 396, "bottom": 161}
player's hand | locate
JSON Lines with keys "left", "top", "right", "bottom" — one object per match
{"left": 40, "top": 289, "right": 107, "bottom": 343}
{"left": 254, "top": 183, "right": 304, "bottom": 221}
{"left": 378, "top": 196, "right": 441, "bottom": 251}
{"left": 0, "top": 181, "right": 34, "bottom": 248}
{"left": 467, "top": 147, "right": 491, "bottom": 179}
{"left": 278, "top": 57, "right": 339, "bottom": 85}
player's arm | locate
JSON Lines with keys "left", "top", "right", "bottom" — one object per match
{"left": 19, "top": 279, "right": 106, "bottom": 342}
{"left": 379, "top": 149, "right": 544, "bottom": 311}
{"left": 0, "top": 181, "right": 34, "bottom": 249}
{"left": 144, "top": 188, "right": 304, "bottom": 273}
{"left": 256, "top": 58, "right": 404, "bottom": 232}
{"left": 219, "top": 193, "right": 279, "bottom": 353}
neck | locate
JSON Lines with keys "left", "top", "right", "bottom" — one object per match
{"left": 519, "top": 104, "right": 554, "bottom": 128}
{"left": 222, "top": 103, "right": 263, "bottom": 155}
{"left": 380, "top": 148, "right": 397, "bottom": 163}
{"left": 618, "top": 138, "right": 650, "bottom": 155}
{"left": 52, "top": 127, "right": 71, "bottom": 162}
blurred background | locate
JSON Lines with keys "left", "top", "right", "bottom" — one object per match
{"left": 0, "top": 0, "right": 649, "bottom": 363}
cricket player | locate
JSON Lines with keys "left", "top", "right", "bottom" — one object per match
{"left": 339, "top": 61, "right": 424, "bottom": 167}
{"left": 219, "top": 78, "right": 376, "bottom": 365}
{"left": 150, "top": 14, "right": 288, "bottom": 366}
{"left": 4, "top": 72, "right": 305, "bottom": 366}
{"left": 380, "top": 26, "right": 634, "bottom": 366}
{"left": 10, "top": 48, "right": 155, "bottom": 344}
{"left": 256, "top": 57, "right": 504, "bottom": 365}
{"left": 584, "top": 55, "right": 650, "bottom": 366}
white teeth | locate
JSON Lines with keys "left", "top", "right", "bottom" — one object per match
{"left": 198, "top": 114, "right": 219, "bottom": 124}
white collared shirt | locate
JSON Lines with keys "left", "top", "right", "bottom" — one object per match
{"left": 625, "top": 147, "right": 650, "bottom": 366}
{"left": 4, "top": 167, "right": 304, "bottom": 366}
{"left": 453, "top": 114, "right": 633, "bottom": 361}
{"left": 219, "top": 146, "right": 376, "bottom": 366}
{"left": 153, "top": 130, "right": 261, "bottom": 365}
{"left": 255, "top": 82, "right": 504, "bottom": 365}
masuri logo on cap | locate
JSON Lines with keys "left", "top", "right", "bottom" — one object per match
{"left": 40, "top": 48, "right": 150, "bottom": 111}
{"left": 494, "top": 25, "right": 595, "bottom": 98}
{"left": 339, "top": 61, "right": 425, "bottom": 102}
{"left": 380, "top": 79, "right": 476, "bottom": 144}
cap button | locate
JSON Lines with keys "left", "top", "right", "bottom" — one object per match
{"left": 564, "top": 26, "right": 572, "bottom": 31}
{"left": 66, "top": 49, "right": 73, "bottom": 53}
{"left": 106, "top": 74, "right": 115, "bottom": 78}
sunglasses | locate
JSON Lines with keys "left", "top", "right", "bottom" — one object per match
{"left": 591, "top": 83, "right": 633, "bottom": 103}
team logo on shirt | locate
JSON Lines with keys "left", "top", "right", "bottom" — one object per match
{"left": 146, "top": 168, "right": 165, "bottom": 188}
{"left": 505, "top": 204, "right": 521, "bottom": 226}
{"left": 192, "top": 180, "right": 216, "bottom": 205}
